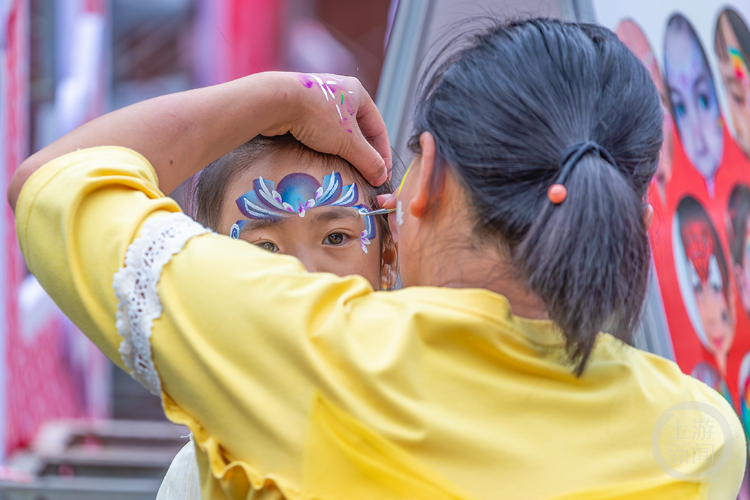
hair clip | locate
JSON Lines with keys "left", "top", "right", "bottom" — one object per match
{"left": 548, "top": 184, "right": 567, "bottom": 204}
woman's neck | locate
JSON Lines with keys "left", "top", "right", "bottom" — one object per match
{"left": 418, "top": 237, "right": 550, "bottom": 321}
{"left": 404, "top": 171, "right": 549, "bottom": 321}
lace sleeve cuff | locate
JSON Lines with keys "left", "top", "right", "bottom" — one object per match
{"left": 112, "top": 213, "right": 211, "bottom": 395}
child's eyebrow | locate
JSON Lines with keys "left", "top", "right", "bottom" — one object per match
{"left": 235, "top": 207, "right": 361, "bottom": 235}
{"left": 309, "top": 206, "right": 362, "bottom": 224}
{"left": 693, "top": 72, "right": 709, "bottom": 91}
{"left": 240, "top": 218, "right": 287, "bottom": 233}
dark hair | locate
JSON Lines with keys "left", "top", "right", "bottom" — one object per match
{"left": 729, "top": 185, "right": 750, "bottom": 268}
{"left": 409, "top": 18, "right": 663, "bottom": 373}
{"left": 192, "top": 133, "right": 393, "bottom": 249}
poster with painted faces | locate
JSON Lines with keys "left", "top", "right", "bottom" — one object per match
{"left": 596, "top": 0, "right": 750, "bottom": 460}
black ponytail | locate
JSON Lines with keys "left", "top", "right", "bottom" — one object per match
{"left": 409, "top": 18, "right": 663, "bottom": 374}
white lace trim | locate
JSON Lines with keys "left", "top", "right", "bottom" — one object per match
{"left": 112, "top": 213, "right": 210, "bottom": 395}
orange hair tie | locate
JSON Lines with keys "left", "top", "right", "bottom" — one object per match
{"left": 548, "top": 183, "right": 567, "bottom": 204}
{"left": 550, "top": 141, "right": 617, "bottom": 206}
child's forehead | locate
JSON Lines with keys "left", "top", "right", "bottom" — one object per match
{"left": 666, "top": 30, "right": 704, "bottom": 71}
{"left": 235, "top": 148, "right": 360, "bottom": 188}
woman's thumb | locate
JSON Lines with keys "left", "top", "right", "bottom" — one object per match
{"left": 344, "top": 137, "right": 389, "bottom": 186}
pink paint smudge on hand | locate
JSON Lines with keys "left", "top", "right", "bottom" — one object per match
{"left": 345, "top": 98, "right": 356, "bottom": 116}
{"left": 298, "top": 74, "right": 314, "bottom": 88}
{"left": 299, "top": 73, "right": 352, "bottom": 126}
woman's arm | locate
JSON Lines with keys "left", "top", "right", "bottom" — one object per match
{"left": 10, "top": 72, "right": 392, "bottom": 495}
{"left": 8, "top": 71, "right": 391, "bottom": 209}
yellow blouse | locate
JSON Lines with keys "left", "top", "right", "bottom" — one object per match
{"left": 15, "top": 147, "right": 747, "bottom": 500}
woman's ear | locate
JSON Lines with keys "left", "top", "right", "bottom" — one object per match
{"left": 643, "top": 204, "right": 654, "bottom": 231}
{"left": 380, "top": 237, "right": 398, "bottom": 290}
{"left": 410, "top": 132, "right": 442, "bottom": 218}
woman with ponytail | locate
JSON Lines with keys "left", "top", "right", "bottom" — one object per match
{"left": 9, "top": 17, "right": 746, "bottom": 500}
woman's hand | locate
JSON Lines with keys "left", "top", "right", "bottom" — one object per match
{"left": 261, "top": 73, "right": 391, "bottom": 186}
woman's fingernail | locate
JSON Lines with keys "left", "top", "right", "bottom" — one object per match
{"left": 384, "top": 193, "right": 397, "bottom": 208}
{"left": 376, "top": 194, "right": 389, "bottom": 208}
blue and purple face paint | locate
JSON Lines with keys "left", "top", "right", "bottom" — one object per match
{"left": 237, "top": 171, "right": 358, "bottom": 218}
{"left": 354, "top": 204, "right": 375, "bottom": 253}
{"left": 230, "top": 171, "right": 376, "bottom": 253}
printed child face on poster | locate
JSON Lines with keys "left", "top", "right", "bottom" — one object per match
{"left": 664, "top": 14, "right": 724, "bottom": 192}
{"left": 728, "top": 185, "right": 750, "bottom": 317}
{"left": 673, "top": 196, "right": 735, "bottom": 376}
{"left": 715, "top": 10, "right": 750, "bottom": 159}
{"left": 603, "top": 4, "right": 750, "bottom": 494}
{"left": 616, "top": 20, "right": 675, "bottom": 206}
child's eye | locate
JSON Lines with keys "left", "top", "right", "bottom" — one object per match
{"left": 255, "top": 241, "right": 279, "bottom": 253}
{"left": 324, "top": 233, "right": 349, "bottom": 245}
{"left": 698, "top": 93, "right": 710, "bottom": 110}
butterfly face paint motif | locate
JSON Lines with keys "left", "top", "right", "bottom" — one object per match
{"left": 231, "top": 172, "right": 376, "bottom": 254}
{"left": 236, "top": 171, "right": 358, "bottom": 219}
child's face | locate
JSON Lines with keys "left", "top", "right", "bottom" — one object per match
{"left": 717, "top": 15, "right": 750, "bottom": 157}
{"left": 683, "top": 221, "right": 735, "bottom": 358}
{"left": 695, "top": 270, "right": 734, "bottom": 359}
{"left": 665, "top": 27, "right": 724, "bottom": 181}
{"left": 217, "top": 149, "right": 389, "bottom": 289}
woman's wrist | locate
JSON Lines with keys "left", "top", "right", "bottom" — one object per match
{"left": 247, "top": 72, "right": 308, "bottom": 137}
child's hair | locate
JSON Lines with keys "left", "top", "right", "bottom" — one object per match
{"left": 190, "top": 133, "right": 393, "bottom": 251}
{"left": 729, "top": 184, "right": 750, "bottom": 268}
{"left": 409, "top": 18, "right": 663, "bottom": 373}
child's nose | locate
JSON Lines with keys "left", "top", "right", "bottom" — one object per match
{"left": 295, "top": 253, "right": 320, "bottom": 273}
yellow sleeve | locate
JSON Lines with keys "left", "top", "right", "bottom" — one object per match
{"left": 15, "top": 147, "right": 177, "bottom": 368}
{"left": 15, "top": 147, "right": 380, "bottom": 495}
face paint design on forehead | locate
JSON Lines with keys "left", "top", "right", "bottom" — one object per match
{"left": 231, "top": 172, "right": 377, "bottom": 254}
{"left": 683, "top": 221, "right": 716, "bottom": 285}
{"left": 236, "top": 171, "right": 359, "bottom": 220}
{"left": 730, "top": 46, "right": 749, "bottom": 85}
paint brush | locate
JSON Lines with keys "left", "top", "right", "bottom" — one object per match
{"left": 357, "top": 208, "right": 396, "bottom": 216}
